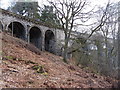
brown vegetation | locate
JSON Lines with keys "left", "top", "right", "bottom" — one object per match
{"left": 0, "top": 32, "right": 118, "bottom": 88}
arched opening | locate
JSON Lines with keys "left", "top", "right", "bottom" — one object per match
{"left": 8, "top": 22, "right": 25, "bottom": 40}
{"left": 29, "top": 26, "right": 42, "bottom": 49}
{"left": 45, "top": 30, "right": 55, "bottom": 53}
{"left": 0, "top": 21, "right": 3, "bottom": 30}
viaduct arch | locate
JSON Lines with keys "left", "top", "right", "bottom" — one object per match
{"left": 0, "top": 8, "right": 65, "bottom": 55}
{"left": 45, "top": 30, "right": 55, "bottom": 53}
{"left": 0, "top": 21, "right": 3, "bottom": 30}
{"left": 8, "top": 21, "right": 26, "bottom": 40}
{"left": 29, "top": 26, "right": 42, "bottom": 49}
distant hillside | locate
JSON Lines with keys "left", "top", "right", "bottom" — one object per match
{"left": 0, "top": 32, "right": 118, "bottom": 88}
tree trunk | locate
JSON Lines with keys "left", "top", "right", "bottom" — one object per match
{"left": 63, "top": 47, "right": 68, "bottom": 63}
{"left": 118, "top": 27, "right": 120, "bottom": 88}
{"left": 63, "top": 37, "right": 69, "bottom": 63}
{"left": 118, "top": 2, "right": 120, "bottom": 88}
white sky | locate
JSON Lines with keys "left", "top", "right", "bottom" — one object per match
{"left": 0, "top": 0, "right": 119, "bottom": 9}
{"left": 0, "top": 0, "right": 119, "bottom": 33}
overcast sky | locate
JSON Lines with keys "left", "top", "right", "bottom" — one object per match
{"left": 0, "top": 0, "right": 119, "bottom": 9}
{"left": 0, "top": 0, "right": 119, "bottom": 33}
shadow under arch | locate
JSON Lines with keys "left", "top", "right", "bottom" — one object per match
{"left": 0, "top": 21, "right": 3, "bottom": 30}
{"left": 8, "top": 21, "right": 26, "bottom": 40}
{"left": 45, "top": 30, "right": 55, "bottom": 54}
{"left": 29, "top": 26, "right": 42, "bottom": 49}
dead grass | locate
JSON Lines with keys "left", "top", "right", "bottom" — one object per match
{"left": 0, "top": 32, "right": 118, "bottom": 88}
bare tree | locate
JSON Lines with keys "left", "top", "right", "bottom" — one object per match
{"left": 48, "top": 0, "right": 91, "bottom": 63}
{"left": 68, "top": 2, "right": 110, "bottom": 55}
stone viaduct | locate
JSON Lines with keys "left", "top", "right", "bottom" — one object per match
{"left": 0, "top": 8, "right": 65, "bottom": 55}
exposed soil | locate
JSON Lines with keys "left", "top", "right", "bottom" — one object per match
{"left": 0, "top": 32, "right": 118, "bottom": 88}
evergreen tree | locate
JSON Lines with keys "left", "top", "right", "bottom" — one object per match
{"left": 8, "top": 1, "right": 41, "bottom": 19}
{"left": 40, "top": 5, "right": 60, "bottom": 27}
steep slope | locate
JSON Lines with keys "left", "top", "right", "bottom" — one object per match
{"left": 0, "top": 32, "right": 118, "bottom": 88}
